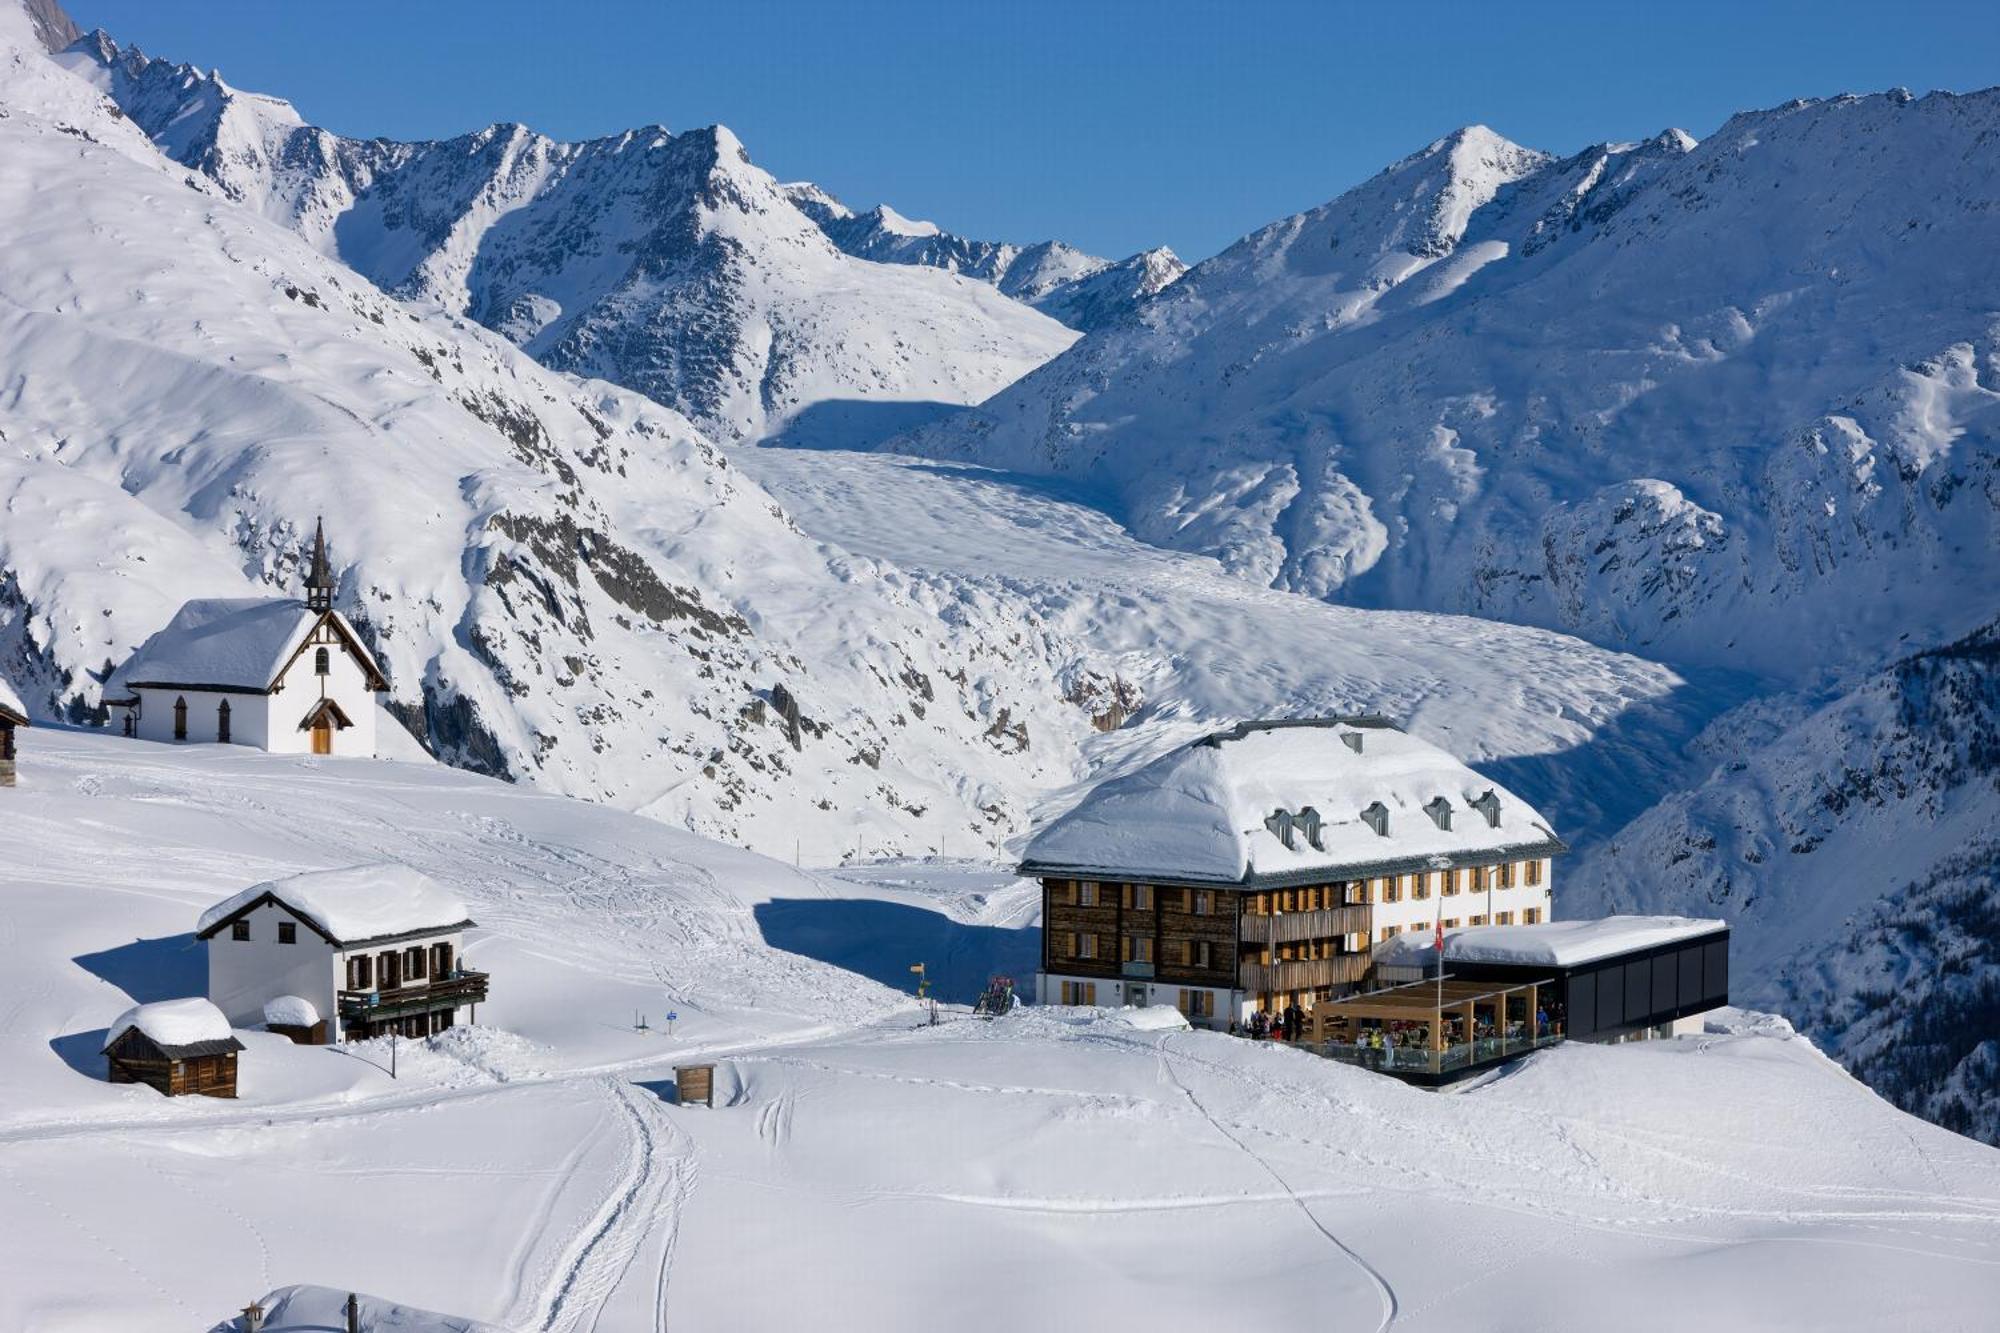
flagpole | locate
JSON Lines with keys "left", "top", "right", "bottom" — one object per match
{"left": 1428, "top": 855, "right": 1450, "bottom": 1056}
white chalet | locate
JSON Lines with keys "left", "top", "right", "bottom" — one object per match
{"left": 1023, "top": 717, "right": 1565, "bottom": 1028}
{"left": 105, "top": 521, "right": 387, "bottom": 757}
{"left": 197, "top": 863, "right": 486, "bottom": 1042}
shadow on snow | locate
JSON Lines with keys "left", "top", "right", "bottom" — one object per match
{"left": 72, "top": 931, "right": 206, "bottom": 1006}
{"left": 753, "top": 897, "right": 1041, "bottom": 1006}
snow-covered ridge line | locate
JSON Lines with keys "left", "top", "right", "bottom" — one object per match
{"left": 59, "top": 31, "right": 1078, "bottom": 445}
{"left": 782, "top": 180, "right": 1186, "bottom": 331}
{"left": 906, "top": 90, "right": 2000, "bottom": 684}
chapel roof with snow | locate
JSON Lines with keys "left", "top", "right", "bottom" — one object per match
{"left": 111, "top": 595, "right": 385, "bottom": 695}
{"left": 1020, "top": 717, "right": 1565, "bottom": 887}
{"left": 196, "top": 863, "right": 473, "bottom": 948}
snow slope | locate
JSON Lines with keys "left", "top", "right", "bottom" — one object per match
{"left": 784, "top": 179, "right": 1186, "bottom": 331}
{"left": 908, "top": 106, "right": 2000, "bottom": 682}
{"left": 60, "top": 33, "right": 1077, "bottom": 444}
{"left": 6, "top": 728, "right": 2000, "bottom": 1332}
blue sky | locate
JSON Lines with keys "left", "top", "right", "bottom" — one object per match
{"left": 69, "top": 0, "right": 2000, "bottom": 263}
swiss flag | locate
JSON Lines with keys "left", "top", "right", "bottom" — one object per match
{"left": 1434, "top": 916, "right": 1446, "bottom": 954}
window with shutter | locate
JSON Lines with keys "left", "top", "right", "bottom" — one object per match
{"left": 379, "top": 949, "right": 401, "bottom": 989}
{"left": 432, "top": 942, "right": 453, "bottom": 977}
{"left": 349, "top": 954, "right": 372, "bottom": 989}
{"left": 405, "top": 945, "right": 427, "bottom": 980}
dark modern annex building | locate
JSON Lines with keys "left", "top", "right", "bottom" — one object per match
{"left": 1374, "top": 916, "right": 1731, "bottom": 1044}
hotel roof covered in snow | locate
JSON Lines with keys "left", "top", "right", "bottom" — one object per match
{"left": 1021, "top": 718, "right": 1565, "bottom": 888}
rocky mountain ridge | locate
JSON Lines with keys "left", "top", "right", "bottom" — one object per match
{"left": 60, "top": 31, "right": 1078, "bottom": 445}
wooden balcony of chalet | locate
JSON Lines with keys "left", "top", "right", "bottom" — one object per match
{"left": 338, "top": 970, "right": 489, "bottom": 1025}
{"left": 1243, "top": 903, "right": 1371, "bottom": 946}
{"left": 1240, "top": 953, "right": 1370, "bottom": 994}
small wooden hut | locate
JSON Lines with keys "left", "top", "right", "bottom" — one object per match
{"left": 102, "top": 998, "right": 243, "bottom": 1098}
{"left": 0, "top": 677, "right": 27, "bottom": 788}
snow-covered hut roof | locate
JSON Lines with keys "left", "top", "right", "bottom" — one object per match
{"left": 263, "top": 995, "right": 321, "bottom": 1029}
{"left": 102, "top": 997, "right": 242, "bottom": 1056}
{"left": 197, "top": 863, "right": 473, "bottom": 947}
{"left": 115, "top": 597, "right": 385, "bottom": 693}
{"left": 1374, "top": 915, "right": 1728, "bottom": 970}
{"left": 0, "top": 672, "right": 26, "bottom": 724}
{"left": 1021, "top": 718, "right": 1564, "bottom": 886}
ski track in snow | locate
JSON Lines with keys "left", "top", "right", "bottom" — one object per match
{"left": 1153, "top": 1033, "right": 1400, "bottom": 1333}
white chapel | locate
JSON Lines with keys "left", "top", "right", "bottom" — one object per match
{"left": 106, "top": 520, "right": 388, "bottom": 757}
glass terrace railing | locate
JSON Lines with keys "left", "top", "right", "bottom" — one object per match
{"left": 1308, "top": 1031, "right": 1565, "bottom": 1077}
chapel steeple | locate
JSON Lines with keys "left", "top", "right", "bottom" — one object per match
{"left": 304, "top": 517, "right": 334, "bottom": 613}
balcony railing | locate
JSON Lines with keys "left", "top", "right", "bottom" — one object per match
{"left": 1239, "top": 953, "right": 1370, "bottom": 994}
{"left": 339, "top": 970, "right": 489, "bottom": 1023}
{"left": 1245, "top": 905, "right": 1372, "bottom": 945}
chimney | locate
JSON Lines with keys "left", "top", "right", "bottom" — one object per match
{"left": 241, "top": 1303, "right": 266, "bottom": 1333}
{"left": 346, "top": 1291, "right": 361, "bottom": 1333}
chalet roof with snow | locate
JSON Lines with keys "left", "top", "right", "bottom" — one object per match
{"left": 1021, "top": 718, "right": 1565, "bottom": 887}
{"left": 101, "top": 997, "right": 243, "bottom": 1058}
{"left": 111, "top": 597, "right": 386, "bottom": 695}
{"left": 196, "top": 863, "right": 473, "bottom": 948}
{"left": 0, "top": 673, "right": 26, "bottom": 725}
{"left": 1375, "top": 915, "right": 1728, "bottom": 969}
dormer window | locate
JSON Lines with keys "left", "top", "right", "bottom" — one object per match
{"left": 1360, "top": 801, "right": 1389, "bottom": 837}
{"left": 1340, "top": 732, "right": 1364, "bottom": 754}
{"left": 1424, "top": 796, "right": 1453, "bottom": 831}
{"left": 1294, "top": 806, "right": 1325, "bottom": 850}
{"left": 1470, "top": 789, "right": 1502, "bottom": 828}
{"left": 1264, "top": 809, "right": 1296, "bottom": 850}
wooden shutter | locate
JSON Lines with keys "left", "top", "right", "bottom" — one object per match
{"left": 380, "top": 949, "right": 400, "bottom": 989}
{"left": 432, "top": 942, "right": 452, "bottom": 977}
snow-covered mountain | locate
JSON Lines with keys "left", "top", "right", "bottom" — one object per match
{"left": 0, "top": 7, "right": 1679, "bottom": 873}
{"left": 908, "top": 107, "right": 2000, "bottom": 684}
{"left": 1571, "top": 621, "right": 2000, "bottom": 1142}
{"left": 782, "top": 180, "right": 1185, "bottom": 330}
{"left": 0, "top": 11, "right": 1111, "bottom": 858}
{"left": 57, "top": 32, "right": 1076, "bottom": 444}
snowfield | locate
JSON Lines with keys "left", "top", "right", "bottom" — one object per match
{"left": 4, "top": 727, "right": 2000, "bottom": 1331}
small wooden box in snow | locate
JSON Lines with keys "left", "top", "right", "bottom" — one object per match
{"left": 675, "top": 1063, "right": 715, "bottom": 1108}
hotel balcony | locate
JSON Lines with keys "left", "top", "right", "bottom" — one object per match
{"left": 1243, "top": 905, "right": 1372, "bottom": 946}
{"left": 1239, "top": 953, "right": 1370, "bottom": 994}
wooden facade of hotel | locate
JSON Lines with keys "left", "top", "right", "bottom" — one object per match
{"left": 1041, "top": 856, "right": 1558, "bottom": 1016}
{"left": 1041, "top": 877, "right": 1374, "bottom": 1012}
